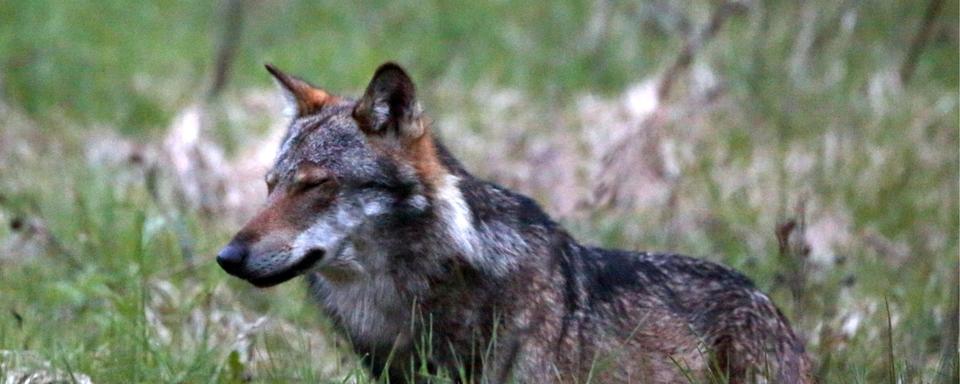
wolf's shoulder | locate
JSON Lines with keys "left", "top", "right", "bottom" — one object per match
{"left": 586, "top": 248, "right": 754, "bottom": 285}
{"left": 579, "top": 247, "right": 759, "bottom": 305}
{"left": 457, "top": 176, "right": 558, "bottom": 230}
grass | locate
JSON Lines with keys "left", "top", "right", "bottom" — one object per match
{"left": 1, "top": 0, "right": 957, "bottom": 382}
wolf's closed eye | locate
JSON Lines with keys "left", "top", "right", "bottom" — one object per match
{"left": 292, "top": 164, "right": 334, "bottom": 194}
{"left": 293, "top": 176, "right": 333, "bottom": 193}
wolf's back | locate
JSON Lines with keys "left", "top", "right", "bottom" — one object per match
{"left": 582, "top": 249, "right": 814, "bottom": 383}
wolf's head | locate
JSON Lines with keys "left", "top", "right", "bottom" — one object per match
{"left": 217, "top": 62, "right": 454, "bottom": 287}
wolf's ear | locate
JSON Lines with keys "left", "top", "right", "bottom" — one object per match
{"left": 353, "top": 62, "right": 425, "bottom": 140}
{"left": 265, "top": 64, "right": 335, "bottom": 117}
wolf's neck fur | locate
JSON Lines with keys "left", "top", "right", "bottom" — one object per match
{"left": 425, "top": 138, "right": 540, "bottom": 276}
{"left": 434, "top": 173, "right": 481, "bottom": 257}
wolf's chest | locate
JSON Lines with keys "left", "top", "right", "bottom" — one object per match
{"left": 307, "top": 272, "right": 412, "bottom": 347}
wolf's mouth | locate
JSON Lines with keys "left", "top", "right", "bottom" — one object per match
{"left": 248, "top": 249, "right": 325, "bottom": 288}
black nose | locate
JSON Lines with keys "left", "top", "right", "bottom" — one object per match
{"left": 217, "top": 243, "right": 249, "bottom": 276}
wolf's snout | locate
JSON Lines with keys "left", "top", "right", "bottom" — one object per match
{"left": 217, "top": 242, "right": 249, "bottom": 276}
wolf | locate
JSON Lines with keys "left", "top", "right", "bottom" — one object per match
{"left": 216, "top": 62, "right": 813, "bottom": 383}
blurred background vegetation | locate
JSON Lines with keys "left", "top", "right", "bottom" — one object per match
{"left": 0, "top": 0, "right": 957, "bottom": 382}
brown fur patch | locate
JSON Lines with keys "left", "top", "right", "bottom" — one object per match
{"left": 405, "top": 120, "right": 446, "bottom": 189}
{"left": 265, "top": 64, "right": 340, "bottom": 116}
{"left": 364, "top": 117, "right": 447, "bottom": 194}
{"left": 296, "top": 88, "right": 338, "bottom": 116}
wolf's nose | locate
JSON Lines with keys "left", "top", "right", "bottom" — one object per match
{"left": 217, "top": 243, "right": 249, "bottom": 275}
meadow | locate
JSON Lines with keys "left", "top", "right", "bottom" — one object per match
{"left": 0, "top": 1, "right": 957, "bottom": 382}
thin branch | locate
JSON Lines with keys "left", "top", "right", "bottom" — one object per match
{"left": 658, "top": 1, "right": 743, "bottom": 101}
{"left": 208, "top": 0, "right": 248, "bottom": 99}
{"left": 899, "top": 0, "right": 944, "bottom": 85}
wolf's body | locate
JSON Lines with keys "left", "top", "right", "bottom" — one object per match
{"left": 217, "top": 63, "right": 812, "bottom": 383}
